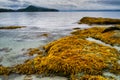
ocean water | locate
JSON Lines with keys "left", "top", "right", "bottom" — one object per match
{"left": 0, "top": 12, "right": 120, "bottom": 79}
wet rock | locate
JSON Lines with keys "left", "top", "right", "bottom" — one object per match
{"left": 102, "top": 26, "right": 120, "bottom": 33}
{"left": 37, "top": 33, "right": 50, "bottom": 38}
{"left": 72, "top": 27, "right": 81, "bottom": 30}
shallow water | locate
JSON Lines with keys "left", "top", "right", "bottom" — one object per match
{"left": 0, "top": 12, "right": 120, "bottom": 79}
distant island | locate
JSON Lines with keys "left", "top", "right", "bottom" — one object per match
{"left": 0, "top": 5, "right": 59, "bottom": 12}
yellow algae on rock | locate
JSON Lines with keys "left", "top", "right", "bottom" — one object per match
{"left": 71, "top": 27, "right": 120, "bottom": 46}
{"left": 0, "top": 26, "right": 26, "bottom": 29}
{"left": 0, "top": 27, "right": 120, "bottom": 80}
{"left": 79, "top": 17, "right": 120, "bottom": 25}
{"left": 0, "top": 66, "right": 11, "bottom": 75}
{"left": 110, "top": 62, "right": 120, "bottom": 75}
{"left": 14, "top": 59, "right": 36, "bottom": 74}
{"left": 79, "top": 75, "right": 109, "bottom": 80}
{"left": 26, "top": 48, "right": 43, "bottom": 56}
{"left": 43, "top": 36, "right": 119, "bottom": 75}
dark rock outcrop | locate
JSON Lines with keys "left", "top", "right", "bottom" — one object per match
{"left": 102, "top": 26, "right": 120, "bottom": 33}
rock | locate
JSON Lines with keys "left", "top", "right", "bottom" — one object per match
{"left": 72, "top": 27, "right": 81, "bottom": 30}
{"left": 102, "top": 26, "right": 120, "bottom": 33}
{"left": 79, "top": 17, "right": 120, "bottom": 25}
{"left": 40, "top": 33, "right": 49, "bottom": 37}
{"left": 112, "top": 31, "right": 120, "bottom": 38}
{"left": 0, "top": 27, "right": 120, "bottom": 80}
{"left": 0, "top": 26, "right": 26, "bottom": 30}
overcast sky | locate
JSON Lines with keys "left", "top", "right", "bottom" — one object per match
{"left": 0, "top": 0, "right": 120, "bottom": 10}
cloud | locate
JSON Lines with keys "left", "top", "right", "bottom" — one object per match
{"left": 9, "top": 0, "right": 19, "bottom": 2}
{"left": 0, "top": 0, "right": 29, "bottom": 9}
{"left": 0, "top": 0, "right": 120, "bottom": 10}
{"left": 95, "top": 0, "right": 120, "bottom": 6}
{"left": 88, "top": 0, "right": 120, "bottom": 9}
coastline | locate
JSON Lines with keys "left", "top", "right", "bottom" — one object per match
{"left": 0, "top": 17, "right": 120, "bottom": 80}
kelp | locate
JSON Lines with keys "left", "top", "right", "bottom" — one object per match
{"left": 79, "top": 17, "right": 120, "bottom": 25}
{"left": 0, "top": 66, "right": 11, "bottom": 75}
{"left": 26, "top": 48, "right": 43, "bottom": 56}
{"left": 71, "top": 27, "right": 120, "bottom": 46}
{"left": 79, "top": 75, "right": 109, "bottom": 80}
{"left": 0, "top": 27, "right": 120, "bottom": 80}
{"left": 0, "top": 26, "right": 25, "bottom": 29}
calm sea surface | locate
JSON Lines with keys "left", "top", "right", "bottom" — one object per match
{"left": 0, "top": 11, "right": 120, "bottom": 66}
{"left": 0, "top": 12, "right": 120, "bottom": 79}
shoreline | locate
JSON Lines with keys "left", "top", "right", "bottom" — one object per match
{"left": 0, "top": 17, "right": 120, "bottom": 80}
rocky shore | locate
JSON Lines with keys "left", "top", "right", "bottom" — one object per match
{"left": 0, "top": 17, "right": 120, "bottom": 80}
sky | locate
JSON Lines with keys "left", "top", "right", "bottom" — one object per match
{"left": 0, "top": 0, "right": 120, "bottom": 10}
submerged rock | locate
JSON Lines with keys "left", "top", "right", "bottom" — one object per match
{"left": 79, "top": 17, "right": 120, "bottom": 25}
{"left": 40, "top": 33, "right": 49, "bottom": 37}
{"left": 0, "top": 47, "right": 12, "bottom": 53}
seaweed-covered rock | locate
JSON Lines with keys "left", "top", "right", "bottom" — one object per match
{"left": 102, "top": 26, "right": 120, "bottom": 33}
{"left": 0, "top": 66, "right": 11, "bottom": 75}
{"left": 112, "top": 31, "right": 120, "bottom": 38}
{"left": 0, "top": 27, "right": 120, "bottom": 80}
{"left": 71, "top": 27, "right": 120, "bottom": 46}
{"left": 79, "top": 75, "right": 109, "bottom": 80}
{"left": 0, "top": 26, "right": 26, "bottom": 29}
{"left": 79, "top": 17, "right": 120, "bottom": 25}
{"left": 26, "top": 48, "right": 43, "bottom": 56}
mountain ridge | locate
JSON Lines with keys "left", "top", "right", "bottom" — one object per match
{"left": 0, "top": 5, "right": 59, "bottom": 12}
